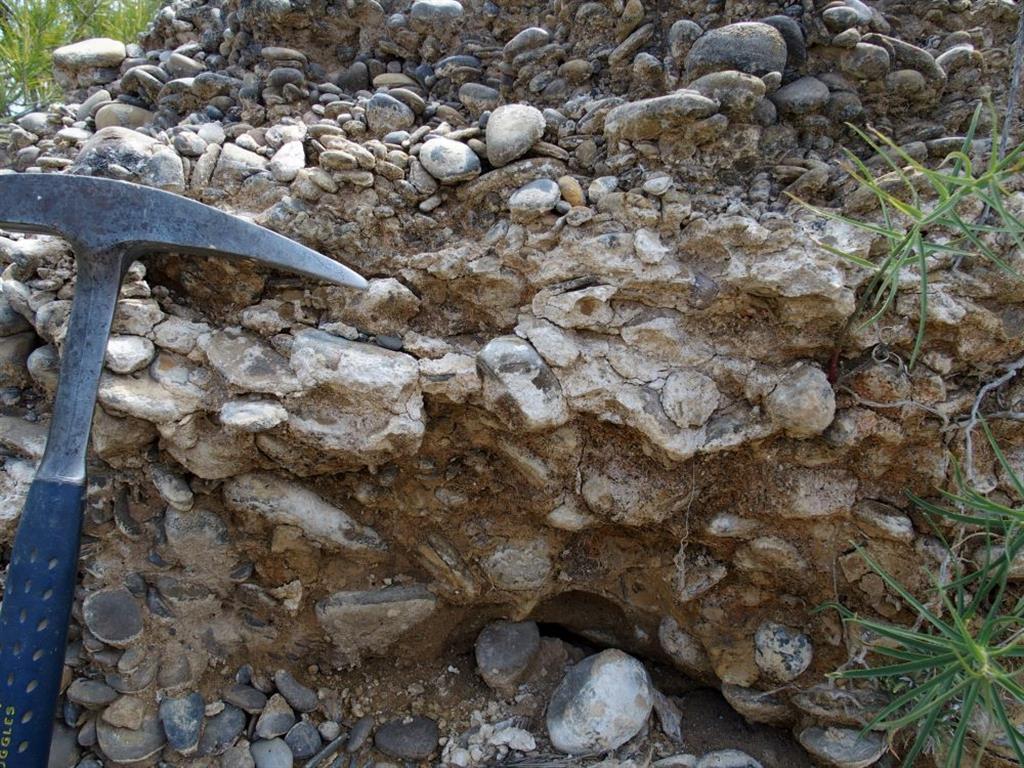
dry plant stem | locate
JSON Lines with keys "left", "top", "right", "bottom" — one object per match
{"left": 983, "top": 410, "right": 1024, "bottom": 422}
{"left": 963, "top": 354, "right": 1024, "bottom": 483}
{"left": 304, "top": 733, "right": 348, "bottom": 768}
{"left": 836, "top": 385, "right": 949, "bottom": 427}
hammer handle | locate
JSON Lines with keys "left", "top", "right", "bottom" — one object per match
{"left": 0, "top": 478, "right": 84, "bottom": 768}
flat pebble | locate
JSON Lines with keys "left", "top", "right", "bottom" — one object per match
{"left": 159, "top": 692, "right": 205, "bottom": 754}
{"left": 374, "top": 715, "right": 439, "bottom": 760}
{"left": 67, "top": 679, "right": 118, "bottom": 708}
{"left": 199, "top": 705, "right": 247, "bottom": 756}
{"left": 696, "top": 750, "right": 764, "bottom": 768}
{"left": 96, "top": 714, "right": 166, "bottom": 763}
{"left": 284, "top": 720, "right": 322, "bottom": 758}
{"left": 83, "top": 588, "right": 143, "bottom": 647}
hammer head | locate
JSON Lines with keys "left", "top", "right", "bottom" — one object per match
{"left": 0, "top": 173, "right": 367, "bottom": 288}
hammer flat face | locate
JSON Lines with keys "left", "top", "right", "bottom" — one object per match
{"left": 0, "top": 173, "right": 368, "bottom": 289}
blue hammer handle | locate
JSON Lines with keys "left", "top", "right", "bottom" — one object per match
{"left": 0, "top": 478, "right": 84, "bottom": 768}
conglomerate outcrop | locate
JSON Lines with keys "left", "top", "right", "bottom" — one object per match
{"left": 1, "top": 0, "right": 1024, "bottom": 765}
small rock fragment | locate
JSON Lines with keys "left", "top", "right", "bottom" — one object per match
{"left": 765, "top": 364, "right": 836, "bottom": 438}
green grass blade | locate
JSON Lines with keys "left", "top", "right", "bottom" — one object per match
{"left": 945, "top": 681, "right": 982, "bottom": 768}
{"left": 855, "top": 547, "right": 962, "bottom": 642}
{"left": 987, "top": 685, "right": 1024, "bottom": 765}
{"left": 840, "top": 654, "right": 955, "bottom": 678}
{"left": 901, "top": 700, "right": 946, "bottom": 768}
{"left": 860, "top": 666, "right": 960, "bottom": 730}
{"left": 983, "top": 421, "right": 1024, "bottom": 497}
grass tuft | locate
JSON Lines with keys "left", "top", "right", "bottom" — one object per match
{"left": 822, "top": 423, "right": 1024, "bottom": 767}
{"left": 794, "top": 104, "right": 1024, "bottom": 369}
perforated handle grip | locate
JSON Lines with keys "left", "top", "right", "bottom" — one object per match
{"left": 0, "top": 478, "right": 84, "bottom": 768}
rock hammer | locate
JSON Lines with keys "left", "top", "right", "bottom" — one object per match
{"left": 0, "top": 173, "right": 366, "bottom": 766}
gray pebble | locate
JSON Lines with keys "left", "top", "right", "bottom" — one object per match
{"left": 365, "top": 92, "right": 414, "bottom": 135}
{"left": 82, "top": 588, "right": 143, "bottom": 647}
{"left": 798, "top": 727, "right": 886, "bottom": 768}
{"left": 285, "top": 720, "right": 322, "bottom": 758}
{"left": 509, "top": 178, "right": 561, "bottom": 219}
{"left": 760, "top": 15, "right": 806, "bottom": 67}
{"left": 256, "top": 694, "right": 296, "bottom": 739}
{"left": 770, "top": 76, "right": 830, "bottom": 115}
{"left": 475, "top": 620, "right": 540, "bottom": 693}
{"left": 96, "top": 714, "right": 166, "bottom": 763}
{"left": 841, "top": 42, "right": 891, "bottom": 80}
{"left": 486, "top": 104, "right": 545, "bottom": 166}
{"left": 67, "top": 679, "right": 118, "bottom": 708}
{"left": 418, "top": 137, "right": 481, "bottom": 183}
{"left": 346, "top": 715, "right": 374, "bottom": 752}
{"left": 373, "top": 715, "right": 439, "bottom": 760}
{"left": 199, "top": 704, "right": 247, "bottom": 756}
{"left": 409, "top": 0, "right": 464, "bottom": 31}
{"left": 273, "top": 669, "right": 318, "bottom": 712}
{"left": 251, "top": 738, "right": 294, "bottom": 768}
{"left": 685, "top": 22, "right": 788, "bottom": 78}
{"left": 159, "top": 692, "right": 204, "bottom": 754}
{"left": 225, "top": 683, "right": 268, "bottom": 713}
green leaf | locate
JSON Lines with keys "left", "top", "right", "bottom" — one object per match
{"left": 945, "top": 681, "right": 981, "bottom": 768}
{"left": 987, "top": 685, "right": 1024, "bottom": 765}
{"left": 855, "top": 547, "right": 961, "bottom": 643}
{"left": 840, "top": 654, "right": 956, "bottom": 678}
